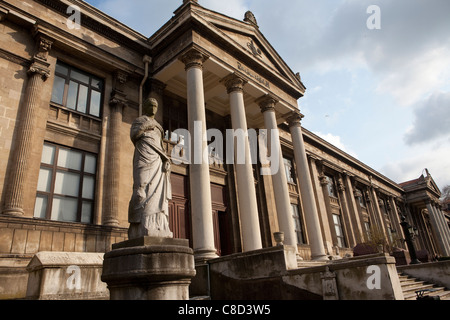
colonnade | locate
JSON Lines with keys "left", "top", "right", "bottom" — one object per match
{"left": 180, "top": 48, "right": 327, "bottom": 261}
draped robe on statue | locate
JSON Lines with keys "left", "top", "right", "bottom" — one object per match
{"left": 128, "top": 115, "right": 173, "bottom": 239}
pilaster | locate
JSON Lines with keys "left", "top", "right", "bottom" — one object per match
{"left": 2, "top": 33, "right": 52, "bottom": 216}
{"left": 103, "top": 71, "right": 128, "bottom": 227}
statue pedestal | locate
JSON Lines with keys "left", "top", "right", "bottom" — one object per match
{"left": 101, "top": 237, "right": 196, "bottom": 300}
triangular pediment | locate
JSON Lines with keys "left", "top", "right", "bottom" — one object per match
{"left": 190, "top": 6, "right": 304, "bottom": 91}
{"left": 218, "top": 28, "right": 283, "bottom": 74}
{"left": 426, "top": 175, "right": 441, "bottom": 195}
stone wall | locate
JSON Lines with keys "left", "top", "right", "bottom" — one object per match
{"left": 397, "top": 260, "right": 450, "bottom": 289}
{"left": 0, "top": 215, "right": 127, "bottom": 299}
{"left": 208, "top": 246, "right": 404, "bottom": 300}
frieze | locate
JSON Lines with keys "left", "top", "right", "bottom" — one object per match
{"left": 237, "top": 61, "right": 270, "bottom": 89}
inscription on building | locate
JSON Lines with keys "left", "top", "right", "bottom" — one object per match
{"left": 237, "top": 61, "right": 270, "bottom": 89}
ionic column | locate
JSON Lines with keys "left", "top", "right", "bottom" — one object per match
{"left": 286, "top": 111, "right": 328, "bottom": 260}
{"left": 2, "top": 35, "right": 52, "bottom": 216}
{"left": 258, "top": 96, "right": 298, "bottom": 253}
{"left": 222, "top": 73, "right": 262, "bottom": 252}
{"left": 103, "top": 71, "right": 128, "bottom": 227}
{"left": 180, "top": 49, "right": 218, "bottom": 261}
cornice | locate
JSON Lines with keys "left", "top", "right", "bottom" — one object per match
{"left": 34, "top": 0, "right": 150, "bottom": 53}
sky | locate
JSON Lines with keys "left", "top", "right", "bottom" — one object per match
{"left": 83, "top": 0, "right": 450, "bottom": 192}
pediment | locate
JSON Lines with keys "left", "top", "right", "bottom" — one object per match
{"left": 218, "top": 28, "right": 282, "bottom": 73}
{"left": 191, "top": 7, "right": 304, "bottom": 91}
{"left": 426, "top": 176, "right": 441, "bottom": 195}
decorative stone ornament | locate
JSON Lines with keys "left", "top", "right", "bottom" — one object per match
{"left": 244, "top": 11, "right": 258, "bottom": 28}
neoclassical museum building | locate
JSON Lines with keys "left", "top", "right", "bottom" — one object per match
{"left": 0, "top": 0, "right": 449, "bottom": 300}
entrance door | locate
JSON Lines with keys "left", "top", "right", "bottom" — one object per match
{"left": 211, "top": 184, "right": 231, "bottom": 256}
{"left": 169, "top": 174, "right": 191, "bottom": 246}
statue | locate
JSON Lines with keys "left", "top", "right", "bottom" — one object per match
{"left": 128, "top": 98, "right": 173, "bottom": 240}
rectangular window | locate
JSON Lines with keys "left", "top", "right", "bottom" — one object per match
{"left": 51, "top": 61, "right": 104, "bottom": 118}
{"left": 364, "top": 221, "right": 371, "bottom": 241}
{"left": 326, "top": 175, "right": 337, "bottom": 198}
{"left": 291, "top": 204, "right": 306, "bottom": 244}
{"left": 333, "top": 214, "right": 346, "bottom": 248}
{"left": 284, "top": 158, "right": 295, "bottom": 184}
{"left": 356, "top": 188, "right": 366, "bottom": 208}
{"left": 34, "top": 142, "right": 97, "bottom": 224}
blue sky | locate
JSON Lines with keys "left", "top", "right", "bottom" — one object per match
{"left": 83, "top": 0, "right": 450, "bottom": 191}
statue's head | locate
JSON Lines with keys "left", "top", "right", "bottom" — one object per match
{"left": 142, "top": 98, "right": 158, "bottom": 117}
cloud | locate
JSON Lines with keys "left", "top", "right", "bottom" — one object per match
{"left": 404, "top": 91, "right": 450, "bottom": 145}
{"left": 381, "top": 141, "right": 450, "bottom": 190}
{"left": 314, "top": 132, "right": 359, "bottom": 159}
{"left": 259, "top": 0, "right": 450, "bottom": 107}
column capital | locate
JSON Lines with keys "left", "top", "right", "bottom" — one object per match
{"left": 179, "top": 48, "right": 209, "bottom": 70}
{"left": 285, "top": 110, "right": 305, "bottom": 128}
{"left": 27, "top": 31, "right": 53, "bottom": 81}
{"left": 109, "top": 90, "right": 128, "bottom": 112}
{"left": 256, "top": 94, "right": 278, "bottom": 113}
{"left": 221, "top": 73, "right": 248, "bottom": 94}
{"left": 28, "top": 61, "right": 51, "bottom": 80}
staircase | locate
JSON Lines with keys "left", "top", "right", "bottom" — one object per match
{"left": 398, "top": 273, "right": 450, "bottom": 300}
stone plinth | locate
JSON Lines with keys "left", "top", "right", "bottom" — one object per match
{"left": 101, "top": 237, "right": 196, "bottom": 300}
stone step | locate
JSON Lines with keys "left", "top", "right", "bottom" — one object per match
{"left": 398, "top": 272, "right": 450, "bottom": 300}
{"left": 190, "top": 296, "right": 211, "bottom": 300}
{"left": 404, "top": 287, "right": 450, "bottom": 300}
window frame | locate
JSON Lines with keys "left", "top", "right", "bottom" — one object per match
{"left": 332, "top": 213, "right": 347, "bottom": 248}
{"left": 356, "top": 187, "right": 367, "bottom": 208}
{"left": 51, "top": 61, "right": 104, "bottom": 118}
{"left": 291, "top": 204, "right": 306, "bottom": 245}
{"left": 283, "top": 158, "right": 295, "bottom": 184}
{"left": 34, "top": 142, "right": 97, "bottom": 224}
{"left": 325, "top": 174, "right": 338, "bottom": 198}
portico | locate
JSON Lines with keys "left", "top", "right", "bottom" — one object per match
{"left": 150, "top": 1, "right": 326, "bottom": 260}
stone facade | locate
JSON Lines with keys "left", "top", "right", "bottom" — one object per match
{"left": 0, "top": 0, "right": 449, "bottom": 300}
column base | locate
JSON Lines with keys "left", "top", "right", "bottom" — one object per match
{"left": 311, "top": 254, "right": 330, "bottom": 261}
{"left": 1, "top": 207, "right": 24, "bottom": 216}
{"left": 194, "top": 248, "right": 218, "bottom": 264}
{"left": 102, "top": 237, "right": 196, "bottom": 300}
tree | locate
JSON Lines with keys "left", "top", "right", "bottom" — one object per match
{"left": 442, "top": 185, "right": 450, "bottom": 201}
